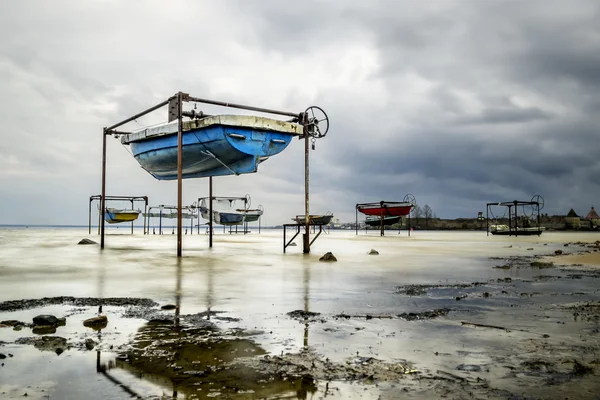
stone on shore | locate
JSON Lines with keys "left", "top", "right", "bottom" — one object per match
{"left": 85, "top": 338, "right": 97, "bottom": 350}
{"left": 319, "top": 252, "right": 337, "bottom": 262}
{"left": 83, "top": 315, "right": 108, "bottom": 329}
{"left": 32, "top": 325, "right": 57, "bottom": 335}
{"left": 33, "top": 315, "right": 59, "bottom": 326}
{"left": 368, "top": 249, "right": 379, "bottom": 255}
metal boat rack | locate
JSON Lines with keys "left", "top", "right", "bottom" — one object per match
{"left": 355, "top": 193, "right": 416, "bottom": 237}
{"left": 193, "top": 195, "right": 263, "bottom": 235}
{"left": 88, "top": 195, "right": 148, "bottom": 234}
{"left": 486, "top": 195, "right": 544, "bottom": 236}
{"left": 100, "top": 92, "right": 329, "bottom": 256}
{"left": 145, "top": 205, "right": 197, "bottom": 235}
{"left": 283, "top": 222, "right": 328, "bottom": 253}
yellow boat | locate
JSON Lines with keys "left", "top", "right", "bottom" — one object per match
{"left": 104, "top": 208, "right": 141, "bottom": 224}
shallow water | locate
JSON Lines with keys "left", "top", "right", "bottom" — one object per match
{"left": 1, "top": 227, "right": 600, "bottom": 399}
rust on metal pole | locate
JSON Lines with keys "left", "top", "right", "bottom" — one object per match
{"left": 209, "top": 176, "right": 213, "bottom": 248}
{"left": 303, "top": 116, "right": 310, "bottom": 254}
{"left": 100, "top": 128, "right": 107, "bottom": 249}
{"left": 176, "top": 92, "right": 183, "bottom": 257}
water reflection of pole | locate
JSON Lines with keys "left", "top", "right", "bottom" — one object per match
{"left": 95, "top": 351, "right": 144, "bottom": 399}
{"left": 303, "top": 264, "right": 310, "bottom": 349}
{"left": 206, "top": 262, "right": 214, "bottom": 320}
{"left": 175, "top": 259, "right": 182, "bottom": 331}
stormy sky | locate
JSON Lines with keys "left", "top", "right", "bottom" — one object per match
{"left": 1, "top": 0, "right": 599, "bottom": 226}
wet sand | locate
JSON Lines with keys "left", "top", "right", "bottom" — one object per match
{"left": 1, "top": 228, "right": 600, "bottom": 399}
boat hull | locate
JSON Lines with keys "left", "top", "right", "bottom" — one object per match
{"left": 293, "top": 215, "right": 333, "bottom": 225}
{"left": 490, "top": 229, "right": 543, "bottom": 236}
{"left": 104, "top": 209, "right": 141, "bottom": 224}
{"left": 124, "top": 116, "right": 297, "bottom": 180}
{"left": 365, "top": 216, "right": 401, "bottom": 227}
{"left": 243, "top": 210, "right": 263, "bottom": 223}
{"left": 199, "top": 207, "right": 244, "bottom": 226}
{"left": 357, "top": 202, "right": 413, "bottom": 217}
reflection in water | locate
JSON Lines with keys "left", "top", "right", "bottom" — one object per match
{"left": 303, "top": 262, "right": 310, "bottom": 349}
{"left": 206, "top": 259, "right": 214, "bottom": 320}
{"left": 91, "top": 258, "right": 319, "bottom": 399}
{"left": 96, "top": 351, "right": 144, "bottom": 399}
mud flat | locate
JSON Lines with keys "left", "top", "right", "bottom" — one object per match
{"left": 1, "top": 236, "right": 600, "bottom": 398}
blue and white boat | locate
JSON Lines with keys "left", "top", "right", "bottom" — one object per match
{"left": 120, "top": 115, "right": 303, "bottom": 180}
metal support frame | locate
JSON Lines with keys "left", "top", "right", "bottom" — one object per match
{"left": 101, "top": 91, "right": 314, "bottom": 256}
{"left": 209, "top": 177, "right": 213, "bottom": 247}
{"left": 486, "top": 199, "right": 542, "bottom": 237}
{"left": 89, "top": 195, "right": 148, "bottom": 235}
{"left": 355, "top": 199, "right": 414, "bottom": 237}
{"left": 283, "top": 223, "right": 324, "bottom": 253}
{"left": 145, "top": 205, "right": 196, "bottom": 235}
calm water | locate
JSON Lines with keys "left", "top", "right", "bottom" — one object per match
{"left": 1, "top": 227, "right": 599, "bottom": 399}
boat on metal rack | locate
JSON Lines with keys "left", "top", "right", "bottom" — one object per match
{"left": 198, "top": 196, "right": 262, "bottom": 226}
{"left": 238, "top": 206, "right": 264, "bottom": 223}
{"left": 120, "top": 115, "right": 304, "bottom": 180}
{"left": 292, "top": 214, "right": 333, "bottom": 226}
{"left": 365, "top": 215, "right": 401, "bottom": 227}
{"left": 104, "top": 208, "right": 141, "bottom": 224}
{"left": 489, "top": 225, "right": 544, "bottom": 236}
{"left": 357, "top": 201, "right": 414, "bottom": 217}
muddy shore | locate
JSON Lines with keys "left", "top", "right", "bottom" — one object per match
{"left": 1, "top": 240, "right": 600, "bottom": 399}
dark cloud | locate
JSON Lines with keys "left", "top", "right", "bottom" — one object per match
{"left": 0, "top": 0, "right": 599, "bottom": 225}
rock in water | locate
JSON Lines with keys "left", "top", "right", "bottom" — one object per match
{"left": 32, "top": 325, "right": 57, "bottom": 335}
{"left": 368, "top": 249, "right": 379, "bottom": 255}
{"left": 319, "top": 252, "right": 337, "bottom": 262}
{"left": 78, "top": 238, "right": 97, "bottom": 245}
{"left": 85, "top": 338, "right": 97, "bottom": 350}
{"left": 555, "top": 249, "right": 563, "bottom": 255}
{"left": 83, "top": 315, "right": 108, "bottom": 330}
{"left": 161, "top": 304, "right": 177, "bottom": 310}
{"left": 33, "top": 315, "right": 59, "bottom": 326}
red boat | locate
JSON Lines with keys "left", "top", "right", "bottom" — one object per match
{"left": 356, "top": 201, "right": 414, "bottom": 217}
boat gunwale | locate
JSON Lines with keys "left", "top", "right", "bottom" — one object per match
{"left": 121, "top": 115, "right": 303, "bottom": 145}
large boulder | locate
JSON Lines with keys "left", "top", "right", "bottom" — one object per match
{"left": 368, "top": 249, "right": 379, "bottom": 255}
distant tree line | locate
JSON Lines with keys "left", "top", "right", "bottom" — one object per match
{"left": 411, "top": 203, "right": 435, "bottom": 229}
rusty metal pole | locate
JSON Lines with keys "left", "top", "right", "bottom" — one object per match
{"left": 101, "top": 128, "right": 107, "bottom": 249}
{"left": 97, "top": 200, "right": 101, "bottom": 235}
{"left": 209, "top": 176, "right": 213, "bottom": 248}
{"left": 177, "top": 92, "right": 183, "bottom": 257}
{"left": 303, "top": 116, "right": 310, "bottom": 254}
{"left": 88, "top": 198, "right": 92, "bottom": 234}
{"left": 130, "top": 199, "right": 134, "bottom": 234}
{"left": 144, "top": 198, "right": 148, "bottom": 235}
{"left": 486, "top": 205, "right": 489, "bottom": 236}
